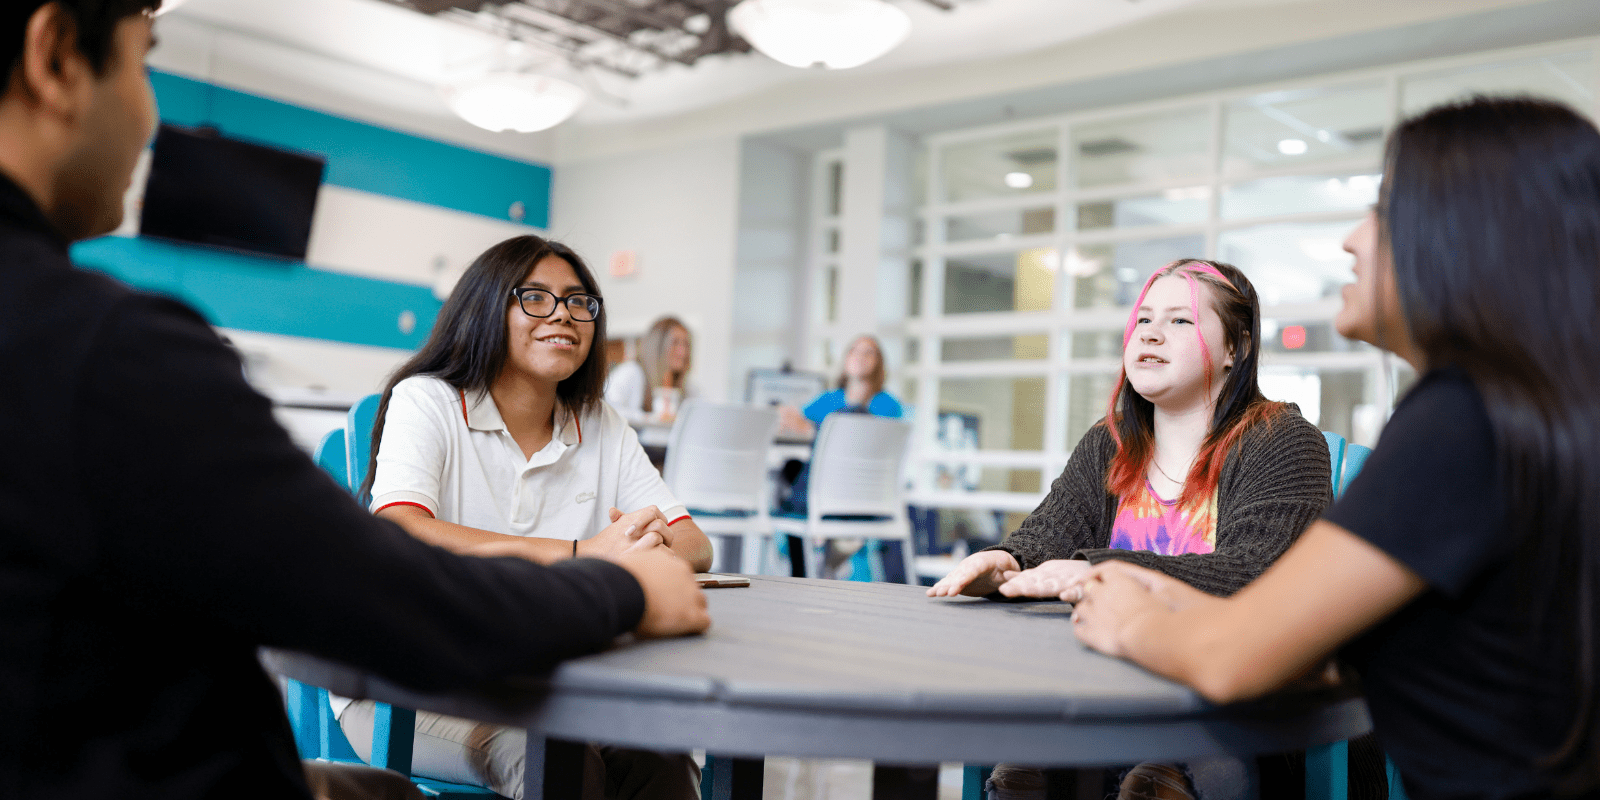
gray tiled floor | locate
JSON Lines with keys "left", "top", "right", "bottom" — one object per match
{"left": 759, "top": 758, "right": 966, "bottom": 800}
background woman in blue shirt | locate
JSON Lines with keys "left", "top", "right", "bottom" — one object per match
{"left": 780, "top": 334, "right": 902, "bottom": 437}
{"left": 777, "top": 335, "right": 905, "bottom": 577}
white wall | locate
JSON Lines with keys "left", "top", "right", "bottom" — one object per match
{"left": 550, "top": 138, "right": 743, "bottom": 403}
{"left": 729, "top": 140, "right": 811, "bottom": 392}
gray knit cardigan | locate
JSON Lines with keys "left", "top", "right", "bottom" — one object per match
{"left": 986, "top": 405, "right": 1332, "bottom": 597}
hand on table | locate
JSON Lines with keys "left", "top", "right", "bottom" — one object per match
{"left": 996, "top": 558, "right": 1093, "bottom": 599}
{"left": 615, "top": 546, "right": 711, "bottom": 638}
{"left": 926, "top": 550, "right": 1020, "bottom": 597}
{"left": 1069, "top": 561, "right": 1209, "bottom": 658}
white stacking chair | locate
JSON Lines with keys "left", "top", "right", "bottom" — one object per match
{"left": 662, "top": 400, "right": 781, "bottom": 575}
{"left": 772, "top": 414, "right": 914, "bottom": 582}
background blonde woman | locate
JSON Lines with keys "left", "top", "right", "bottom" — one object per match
{"left": 606, "top": 316, "right": 693, "bottom": 424}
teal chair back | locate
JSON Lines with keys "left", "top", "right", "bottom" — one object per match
{"left": 1323, "top": 431, "right": 1348, "bottom": 497}
{"left": 1309, "top": 435, "right": 1402, "bottom": 800}
{"left": 346, "top": 394, "right": 381, "bottom": 501}
{"left": 1343, "top": 443, "right": 1373, "bottom": 492}
{"left": 314, "top": 429, "right": 350, "bottom": 496}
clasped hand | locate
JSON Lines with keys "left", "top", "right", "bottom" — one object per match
{"left": 578, "top": 506, "right": 673, "bottom": 559}
{"left": 589, "top": 506, "right": 711, "bottom": 639}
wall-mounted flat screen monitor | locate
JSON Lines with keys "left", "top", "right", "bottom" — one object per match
{"left": 139, "top": 124, "right": 325, "bottom": 261}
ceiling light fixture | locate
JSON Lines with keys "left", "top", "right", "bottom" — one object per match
{"left": 442, "top": 73, "right": 586, "bottom": 133}
{"left": 1277, "top": 138, "right": 1308, "bottom": 155}
{"left": 728, "top": 0, "right": 912, "bottom": 70}
{"left": 1004, "top": 171, "right": 1033, "bottom": 189}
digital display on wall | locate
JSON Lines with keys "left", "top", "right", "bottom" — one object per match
{"left": 139, "top": 123, "right": 326, "bottom": 261}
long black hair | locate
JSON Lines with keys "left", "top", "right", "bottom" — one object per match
{"left": 1382, "top": 95, "right": 1600, "bottom": 790}
{"left": 359, "top": 235, "right": 608, "bottom": 500}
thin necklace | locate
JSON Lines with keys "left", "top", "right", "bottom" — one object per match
{"left": 1151, "top": 451, "right": 1194, "bottom": 484}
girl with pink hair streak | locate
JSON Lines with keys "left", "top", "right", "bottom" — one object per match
{"left": 929, "top": 259, "right": 1335, "bottom": 798}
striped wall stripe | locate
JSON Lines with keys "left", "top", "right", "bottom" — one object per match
{"left": 74, "top": 236, "right": 441, "bottom": 351}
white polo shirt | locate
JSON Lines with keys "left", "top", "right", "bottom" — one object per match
{"left": 369, "top": 375, "right": 687, "bottom": 539}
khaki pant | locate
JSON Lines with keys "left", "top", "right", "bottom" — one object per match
{"left": 340, "top": 699, "right": 699, "bottom": 800}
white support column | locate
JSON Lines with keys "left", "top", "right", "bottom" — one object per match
{"left": 837, "top": 126, "right": 888, "bottom": 341}
{"left": 838, "top": 125, "right": 918, "bottom": 365}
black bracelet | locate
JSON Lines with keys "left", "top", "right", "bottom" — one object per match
{"left": 572, "top": 539, "right": 578, "bottom": 558}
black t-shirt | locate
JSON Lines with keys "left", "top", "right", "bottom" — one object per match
{"left": 1327, "top": 368, "right": 1575, "bottom": 800}
{"left": 0, "top": 175, "right": 647, "bottom": 798}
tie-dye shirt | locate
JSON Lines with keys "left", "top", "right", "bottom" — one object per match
{"left": 1109, "top": 481, "right": 1218, "bottom": 555}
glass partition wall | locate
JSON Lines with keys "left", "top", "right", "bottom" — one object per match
{"left": 802, "top": 40, "right": 1597, "bottom": 515}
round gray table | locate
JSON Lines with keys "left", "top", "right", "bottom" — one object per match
{"left": 266, "top": 575, "right": 1369, "bottom": 798}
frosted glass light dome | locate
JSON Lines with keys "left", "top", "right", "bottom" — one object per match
{"left": 729, "top": 0, "right": 912, "bottom": 70}
{"left": 442, "top": 73, "right": 586, "bottom": 133}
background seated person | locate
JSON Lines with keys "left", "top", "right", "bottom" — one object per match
{"left": 606, "top": 315, "right": 693, "bottom": 425}
{"left": 776, "top": 335, "right": 906, "bottom": 578}
{"left": 778, "top": 334, "right": 903, "bottom": 438}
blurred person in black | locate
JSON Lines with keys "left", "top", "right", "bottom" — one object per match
{"left": 0, "top": 2, "right": 710, "bottom": 798}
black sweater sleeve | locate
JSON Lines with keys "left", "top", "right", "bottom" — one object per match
{"left": 983, "top": 424, "right": 1115, "bottom": 571}
{"left": 1075, "top": 409, "right": 1332, "bottom": 596}
{"left": 73, "top": 294, "right": 645, "bottom": 691}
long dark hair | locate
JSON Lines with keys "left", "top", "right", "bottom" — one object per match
{"left": 1103, "top": 259, "right": 1283, "bottom": 508}
{"left": 359, "top": 235, "right": 608, "bottom": 500}
{"left": 1382, "top": 95, "right": 1600, "bottom": 789}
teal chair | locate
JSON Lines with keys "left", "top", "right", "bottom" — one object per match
{"left": 346, "top": 393, "right": 381, "bottom": 502}
{"left": 1344, "top": 443, "right": 1372, "bottom": 493}
{"left": 1324, "top": 431, "right": 1348, "bottom": 496}
{"left": 1307, "top": 438, "right": 1402, "bottom": 800}
{"left": 286, "top": 421, "right": 503, "bottom": 798}
{"left": 316, "top": 428, "right": 349, "bottom": 492}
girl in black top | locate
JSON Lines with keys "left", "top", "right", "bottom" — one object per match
{"left": 1069, "top": 96, "right": 1600, "bottom": 799}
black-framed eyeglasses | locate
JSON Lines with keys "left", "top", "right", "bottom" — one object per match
{"left": 510, "top": 288, "right": 603, "bottom": 322}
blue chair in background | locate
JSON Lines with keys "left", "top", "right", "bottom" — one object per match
{"left": 1307, "top": 437, "right": 1401, "bottom": 800}
{"left": 1344, "top": 443, "right": 1372, "bottom": 492}
{"left": 1324, "top": 431, "right": 1348, "bottom": 496}
{"left": 316, "top": 428, "right": 349, "bottom": 492}
{"left": 346, "top": 393, "right": 381, "bottom": 501}
{"left": 284, "top": 413, "right": 503, "bottom": 798}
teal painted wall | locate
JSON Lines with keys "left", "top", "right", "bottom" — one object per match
{"left": 73, "top": 237, "right": 441, "bottom": 350}
{"left": 70, "top": 71, "right": 553, "bottom": 349}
